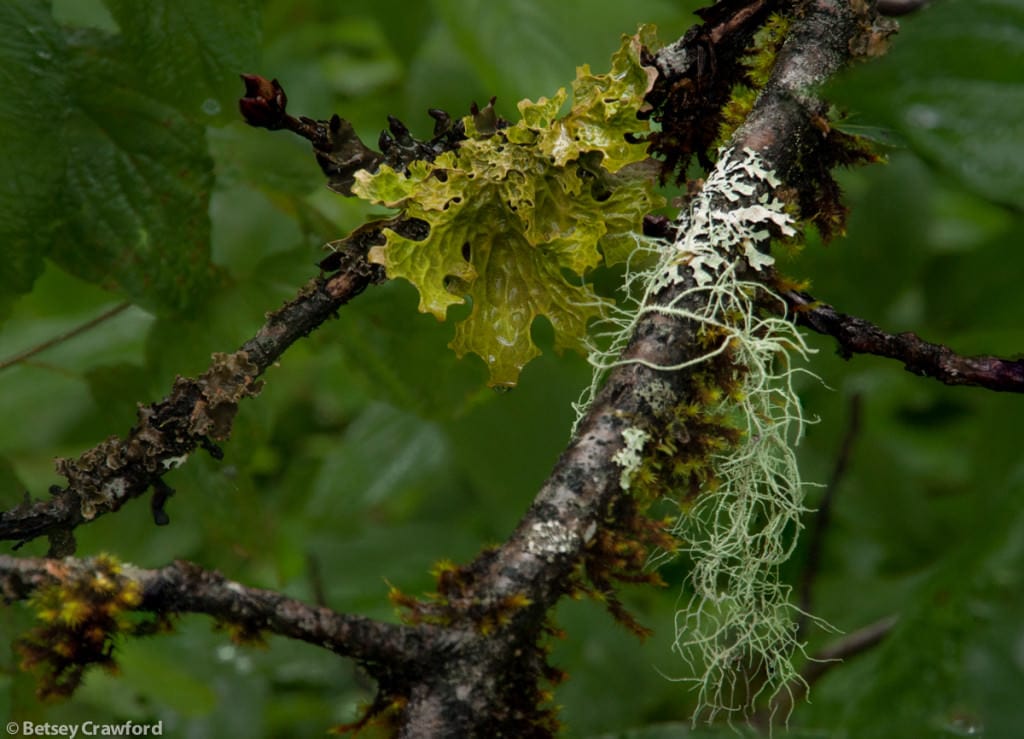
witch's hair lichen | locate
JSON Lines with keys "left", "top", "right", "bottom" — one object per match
{"left": 578, "top": 147, "right": 824, "bottom": 721}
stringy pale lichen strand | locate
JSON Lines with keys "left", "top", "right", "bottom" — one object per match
{"left": 575, "top": 147, "right": 822, "bottom": 721}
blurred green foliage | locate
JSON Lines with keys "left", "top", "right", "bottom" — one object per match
{"left": 1, "top": 0, "right": 1022, "bottom": 737}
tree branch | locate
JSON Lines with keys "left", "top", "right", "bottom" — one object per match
{"left": 378, "top": 2, "right": 880, "bottom": 733}
{"left": 0, "top": 554, "right": 420, "bottom": 667}
{"left": 786, "top": 290, "right": 1024, "bottom": 393}
{"left": 239, "top": 73, "right": 473, "bottom": 199}
{"left": 0, "top": 254, "right": 383, "bottom": 552}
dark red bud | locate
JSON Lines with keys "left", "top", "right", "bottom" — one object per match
{"left": 238, "top": 74, "right": 288, "bottom": 129}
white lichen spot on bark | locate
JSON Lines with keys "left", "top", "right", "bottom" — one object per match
{"left": 612, "top": 427, "right": 650, "bottom": 491}
{"left": 162, "top": 453, "right": 190, "bottom": 470}
{"left": 525, "top": 520, "right": 580, "bottom": 560}
{"left": 102, "top": 477, "right": 128, "bottom": 500}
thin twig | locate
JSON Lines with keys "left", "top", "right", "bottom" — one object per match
{"left": 755, "top": 615, "right": 899, "bottom": 726}
{"left": 798, "top": 393, "right": 862, "bottom": 636}
{"left": 0, "top": 302, "right": 132, "bottom": 373}
{"left": 786, "top": 290, "right": 1024, "bottom": 393}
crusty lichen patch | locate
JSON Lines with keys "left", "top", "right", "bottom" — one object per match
{"left": 57, "top": 350, "right": 263, "bottom": 520}
{"left": 189, "top": 351, "right": 264, "bottom": 440}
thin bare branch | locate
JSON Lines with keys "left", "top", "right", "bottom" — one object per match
{"left": 786, "top": 290, "right": 1024, "bottom": 393}
{"left": 0, "top": 302, "right": 132, "bottom": 373}
{"left": 757, "top": 615, "right": 899, "bottom": 726}
{"left": 798, "top": 394, "right": 863, "bottom": 635}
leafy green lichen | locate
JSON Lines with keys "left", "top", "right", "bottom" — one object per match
{"left": 354, "top": 27, "right": 664, "bottom": 387}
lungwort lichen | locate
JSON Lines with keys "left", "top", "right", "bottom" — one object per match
{"left": 353, "top": 27, "right": 664, "bottom": 387}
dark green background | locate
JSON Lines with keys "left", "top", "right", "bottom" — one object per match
{"left": 1, "top": 1, "right": 1022, "bottom": 736}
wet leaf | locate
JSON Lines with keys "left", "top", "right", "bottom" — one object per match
{"left": 102, "top": 0, "right": 261, "bottom": 121}
{"left": 0, "top": 1, "right": 66, "bottom": 321}
{"left": 49, "top": 32, "right": 217, "bottom": 317}
{"left": 831, "top": 0, "right": 1024, "bottom": 207}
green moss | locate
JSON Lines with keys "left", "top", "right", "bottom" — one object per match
{"left": 712, "top": 14, "right": 791, "bottom": 152}
{"left": 17, "top": 555, "right": 168, "bottom": 700}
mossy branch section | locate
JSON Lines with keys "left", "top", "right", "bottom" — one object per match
{"left": 0, "top": 554, "right": 423, "bottom": 700}
{"left": 14, "top": 554, "right": 159, "bottom": 699}
{"left": 573, "top": 145, "right": 818, "bottom": 718}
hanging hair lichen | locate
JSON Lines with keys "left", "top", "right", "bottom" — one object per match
{"left": 577, "top": 146, "right": 825, "bottom": 720}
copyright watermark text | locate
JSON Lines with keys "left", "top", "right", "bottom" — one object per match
{"left": 6, "top": 721, "right": 163, "bottom": 737}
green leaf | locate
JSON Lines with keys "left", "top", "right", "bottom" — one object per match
{"left": 835, "top": 492, "right": 1024, "bottom": 738}
{"left": 431, "top": 0, "right": 579, "bottom": 105}
{"left": 49, "top": 31, "right": 217, "bottom": 317}
{"left": 0, "top": 456, "right": 27, "bottom": 499}
{"left": 78, "top": 637, "right": 218, "bottom": 717}
{"left": 350, "top": 0, "right": 436, "bottom": 66}
{"left": 831, "top": 0, "right": 1024, "bottom": 207}
{"left": 0, "top": 1, "right": 67, "bottom": 321}
{"left": 354, "top": 30, "right": 662, "bottom": 386}
{"left": 333, "top": 281, "right": 493, "bottom": 419}
{"left": 305, "top": 402, "right": 451, "bottom": 519}
{"left": 101, "top": 0, "right": 262, "bottom": 121}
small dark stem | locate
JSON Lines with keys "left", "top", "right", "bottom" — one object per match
{"left": 787, "top": 290, "right": 1024, "bottom": 393}
{"left": 798, "top": 393, "right": 862, "bottom": 636}
{"left": 0, "top": 302, "right": 132, "bottom": 373}
{"left": 755, "top": 615, "right": 898, "bottom": 727}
